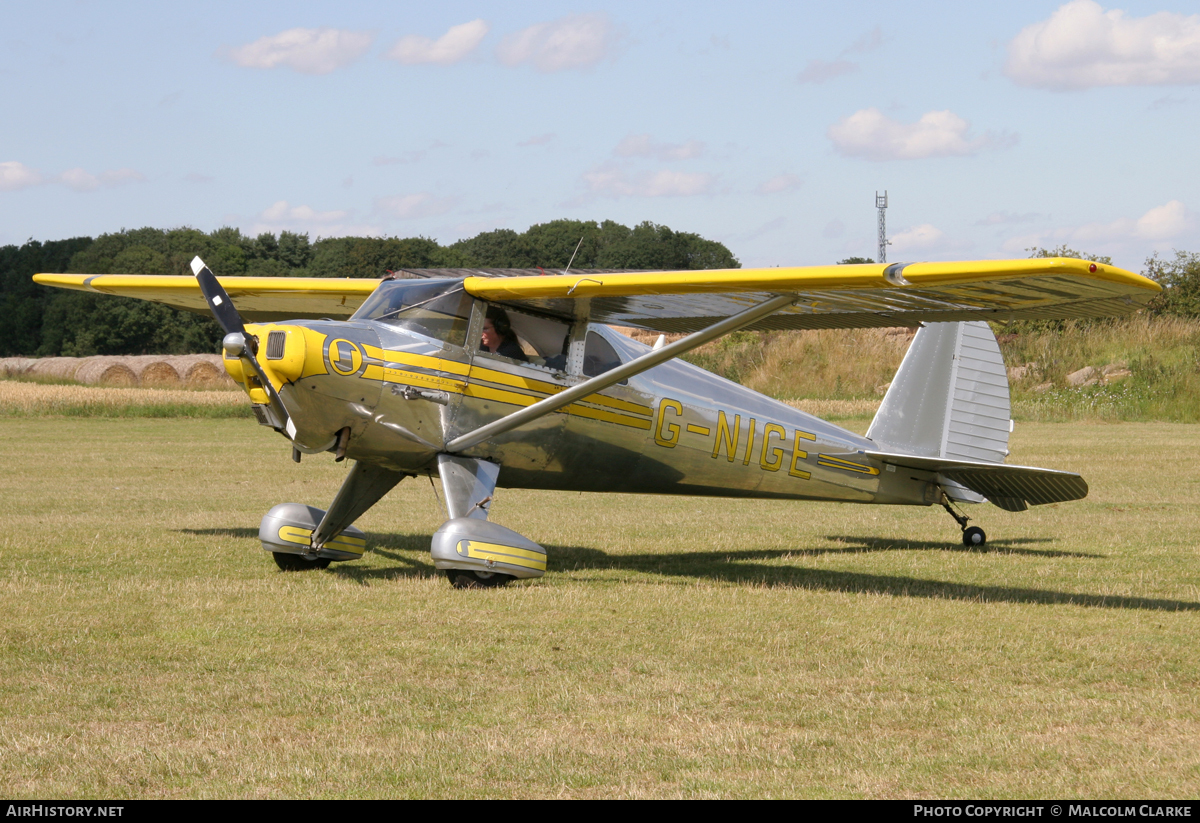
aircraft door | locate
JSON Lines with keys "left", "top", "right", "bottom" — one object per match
{"left": 456, "top": 302, "right": 574, "bottom": 479}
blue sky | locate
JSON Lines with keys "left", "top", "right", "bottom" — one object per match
{"left": 2, "top": 1, "right": 1198, "bottom": 270}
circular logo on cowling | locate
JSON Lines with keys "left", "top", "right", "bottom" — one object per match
{"left": 324, "top": 338, "right": 366, "bottom": 377}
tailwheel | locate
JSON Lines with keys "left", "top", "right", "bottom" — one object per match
{"left": 272, "top": 552, "right": 331, "bottom": 571}
{"left": 446, "top": 569, "right": 513, "bottom": 589}
{"left": 962, "top": 526, "right": 987, "bottom": 547}
{"left": 940, "top": 492, "right": 986, "bottom": 548}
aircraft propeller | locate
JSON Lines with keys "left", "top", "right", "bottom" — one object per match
{"left": 191, "top": 256, "right": 295, "bottom": 438}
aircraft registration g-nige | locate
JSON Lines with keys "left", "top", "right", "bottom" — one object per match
{"left": 35, "top": 257, "right": 1160, "bottom": 587}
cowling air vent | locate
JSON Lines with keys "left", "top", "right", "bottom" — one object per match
{"left": 266, "top": 331, "right": 287, "bottom": 360}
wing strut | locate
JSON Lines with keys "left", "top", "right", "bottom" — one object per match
{"left": 444, "top": 293, "right": 797, "bottom": 453}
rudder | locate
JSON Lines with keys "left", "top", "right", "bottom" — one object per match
{"left": 867, "top": 321, "right": 1011, "bottom": 466}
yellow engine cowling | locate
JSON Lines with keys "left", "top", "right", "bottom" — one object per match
{"left": 223, "top": 324, "right": 327, "bottom": 404}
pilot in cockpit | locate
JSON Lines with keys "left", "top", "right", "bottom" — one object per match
{"left": 480, "top": 307, "right": 528, "bottom": 362}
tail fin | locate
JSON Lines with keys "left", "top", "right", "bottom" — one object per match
{"left": 866, "top": 321, "right": 1087, "bottom": 511}
{"left": 867, "top": 321, "right": 1013, "bottom": 505}
{"left": 867, "top": 320, "right": 1011, "bottom": 464}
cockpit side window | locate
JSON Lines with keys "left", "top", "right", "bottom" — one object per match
{"left": 351, "top": 279, "right": 473, "bottom": 346}
{"left": 583, "top": 330, "right": 622, "bottom": 377}
{"left": 478, "top": 304, "right": 572, "bottom": 372}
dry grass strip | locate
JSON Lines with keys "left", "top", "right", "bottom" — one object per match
{"left": 0, "top": 380, "right": 247, "bottom": 415}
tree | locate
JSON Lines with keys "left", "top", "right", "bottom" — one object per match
{"left": 838, "top": 256, "right": 874, "bottom": 264}
{"left": 1026, "top": 245, "right": 1112, "bottom": 264}
{"left": 1145, "top": 251, "right": 1200, "bottom": 318}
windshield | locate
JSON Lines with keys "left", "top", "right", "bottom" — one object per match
{"left": 351, "top": 279, "right": 473, "bottom": 346}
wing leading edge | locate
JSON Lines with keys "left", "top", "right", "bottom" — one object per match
{"left": 31, "top": 273, "right": 379, "bottom": 321}
{"left": 464, "top": 258, "right": 1161, "bottom": 333}
{"left": 34, "top": 257, "right": 1160, "bottom": 329}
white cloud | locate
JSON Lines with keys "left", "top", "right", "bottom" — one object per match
{"left": 828, "top": 108, "right": 1015, "bottom": 161}
{"left": 976, "top": 211, "right": 1042, "bottom": 226}
{"left": 249, "top": 200, "right": 380, "bottom": 237}
{"left": 224, "top": 28, "right": 373, "bottom": 74}
{"left": 889, "top": 224, "right": 946, "bottom": 253}
{"left": 518, "top": 133, "right": 555, "bottom": 147}
{"left": 0, "top": 161, "right": 43, "bottom": 191}
{"left": 372, "top": 152, "right": 425, "bottom": 166}
{"left": 845, "top": 25, "right": 884, "bottom": 55}
{"left": 497, "top": 14, "right": 618, "bottom": 72}
{"left": 1004, "top": 200, "right": 1195, "bottom": 253}
{"left": 613, "top": 134, "right": 704, "bottom": 161}
{"left": 375, "top": 192, "right": 456, "bottom": 219}
{"left": 59, "top": 167, "right": 145, "bottom": 192}
{"left": 1149, "top": 94, "right": 1189, "bottom": 109}
{"left": 1136, "top": 200, "right": 1193, "bottom": 239}
{"left": 796, "top": 59, "right": 857, "bottom": 84}
{"left": 796, "top": 27, "right": 882, "bottom": 84}
{"left": 1006, "top": 0, "right": 1200, "bottom": 90}
{"left": 757, "top": 174, "right": 802, "bottom": 195}
{"left": 579, "top": 164, "right": 714, "bottom": 199}
{"left": 2, "top": 162, "right": 146, "bottom": 192}
{"left": 387, "top": 19, "right": 489, "bottom": 65}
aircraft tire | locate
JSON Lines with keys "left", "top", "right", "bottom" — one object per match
{"left": 272, "top": 552, "right": 332, "bottom": 571}
{"left": 446, "top": 569, "right": 513, "bottom": 589}
{"left": 962, "top": 526, "right": 986, "bottom": 548}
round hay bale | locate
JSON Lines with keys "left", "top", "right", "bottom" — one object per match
{"left": 75, "top": 357, "right": 138, "bottom": 387}
{"left": 26, "top": 357, "right": 83, "bottom": 381}
{"left": 125, "top": 355, "right": 182, "bottom": 388}
{"left": 0, "top": 357, "right": 35, "bottom": 378}
{"left": 141, "top": 361, "right": 183, "bottom": 388}
{"left": 166, "top": 354, "right": 236, "bottom": 389}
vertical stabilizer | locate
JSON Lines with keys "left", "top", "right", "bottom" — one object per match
{"left": 866, "top": 321, "right": 1010, "bottom": 465}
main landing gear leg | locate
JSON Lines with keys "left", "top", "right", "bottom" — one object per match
{"left": 940, "top": 492, "right": 986, "bottom": 547}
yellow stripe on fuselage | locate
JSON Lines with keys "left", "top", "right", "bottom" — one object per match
{"left": 816, "top": 455, "right": 881, "bottom": 476}
{"left": 340, "top": 343, "right": 654, "bottom": 431}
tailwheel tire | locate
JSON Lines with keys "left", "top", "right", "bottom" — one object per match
{"left": 446, "top": 569, "right": 513, "bottom": 589}
{"left": 273, "top": 552, "right": 332, "bottom": 571}
{"left": 962, "top": 526, "right": 987, "bottom": 548}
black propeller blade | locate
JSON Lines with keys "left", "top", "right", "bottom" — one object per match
{"left": 192, "top": 256, "right": 248, "bottom": 341}
{"left": 191, "top": 256, "right": 291, "bottom": 434}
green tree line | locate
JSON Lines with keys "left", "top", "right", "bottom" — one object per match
{"left": 0, "top": 220, "right": 738, "bottom": 356}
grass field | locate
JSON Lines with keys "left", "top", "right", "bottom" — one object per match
{"left": 1, "top": 416, "right": 1198, "bottom": 798}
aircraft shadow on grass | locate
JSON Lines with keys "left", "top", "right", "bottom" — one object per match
{"left": 179, "top": 527, "right": 1198, "bottom": 612}
{"left": 541, "top": 541, "right": 1200, "bottom": 613}
{"left": 182, "top": 527, "right": 259, "bottom": 539}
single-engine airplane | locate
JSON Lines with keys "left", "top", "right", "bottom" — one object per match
{"left": 35, "top": 257, "right": 1160, "bottom": 586}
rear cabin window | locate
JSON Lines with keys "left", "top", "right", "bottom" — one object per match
{"left": 583, "top": 331, "right": 622, "bottom": 377}
{"left": 352, "top": 280, "right": 472, "bottom": 346}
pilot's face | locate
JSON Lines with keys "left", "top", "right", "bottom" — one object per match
{"left": 481, "top": 319, "right": 500, "bottom": 352}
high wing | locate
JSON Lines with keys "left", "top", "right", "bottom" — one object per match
{"left": 34, "top": 257, "right": 1159, "bottom": 329}
{"left": 463, "top": 258, "right": 1161, "bottom": 332}
{"left": 30, "top": 274, "right": 379, "bottom": 321}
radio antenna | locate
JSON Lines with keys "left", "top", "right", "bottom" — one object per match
{"left": 563, "top": 236, "right": 584, "bottom": 275}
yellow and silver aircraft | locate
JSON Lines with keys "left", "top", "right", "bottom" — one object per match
{"left": 35, "top": 257, "right": 1160, "bottom": 586}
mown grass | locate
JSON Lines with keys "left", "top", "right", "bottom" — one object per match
{"left": 1, "top": 418, "right": 1197, "bottom": 798}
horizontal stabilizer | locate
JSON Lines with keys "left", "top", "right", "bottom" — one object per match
{"left": 865, "top": 451, "right": 1088, "bottom": 512}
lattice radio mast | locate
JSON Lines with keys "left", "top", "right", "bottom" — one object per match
{"left": 876, "top": 190, "right": 888, "bottom": 264}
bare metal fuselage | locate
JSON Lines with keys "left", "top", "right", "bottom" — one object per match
{"left": 240, "top": 306, "right": 936, "bottom": 511}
